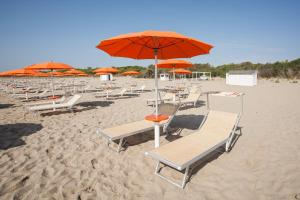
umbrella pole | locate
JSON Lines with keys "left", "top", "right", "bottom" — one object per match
{"left": 51, "top": 70, "right": 54, "bottom": 97}
{"left": 173, "top": 65, "right": 175, "bottom": 86}
{"left": 154, "top": 49, "right": 158, "bottom": 116}
{"left": 154, "top": 49, "right": 159, "bottom": 148}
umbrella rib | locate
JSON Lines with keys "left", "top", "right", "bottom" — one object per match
{"left": 111, "top": 39, "right": 135, "bottom": 56}
{"left": 135, "top": 37, "right": 153, "bottom": 58}
{"left": 172, "top": 43, "right": 190, "bottom": 58}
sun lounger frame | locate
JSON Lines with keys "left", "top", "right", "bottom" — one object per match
{"left": 146, "top": 113, "right": 241, "bottom": 188}
{"left": 97, "top": 104, "right": 179, "bottom": 153}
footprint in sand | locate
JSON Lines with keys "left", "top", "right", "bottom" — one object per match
{"left": 0, "top": 175, "right": 29, "bottom": 196}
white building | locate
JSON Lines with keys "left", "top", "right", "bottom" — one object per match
{"left": 160, "top": 73, "right": 170, "bottom": 81}
{"left": 100, "top": 74, "right": 113, "bottom": 81}
{"left": 226, "top": 70, "right": 257, "bottom": 86}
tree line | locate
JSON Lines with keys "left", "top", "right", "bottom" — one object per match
{"left": 78, "top": 58, "right": 300, "bottom": 79}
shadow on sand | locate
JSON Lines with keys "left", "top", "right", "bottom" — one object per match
{"left": 77, "top": 100, "right": 114, "bottom": 108}
{"left": 0, "top": 103, "right": 14, "bottom": 109}
{"left": 40, "top": 107, "right": 94, "bottom": 117}
{"left": 187, "top": 126, "right": 243, "bottom": 183}
{"left": 0, "top": 123, "right": 43, "bottom": 150}
{"left": 122, "top": 114, "right": 206, "bottom": 149}
{"left": 40, "top": 101, "right": 114, "bottom": 117}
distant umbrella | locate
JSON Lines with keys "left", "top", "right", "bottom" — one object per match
{"left": 122, "top": 71, "right": 141, "bottom": 76}
{"left": 93, "top": 67, "right": 119, "bottom": 73}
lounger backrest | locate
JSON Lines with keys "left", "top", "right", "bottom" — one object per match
{"left": 185, "top": 91, "right": 201, "bottom": 101}
{"left": 189, "top": 86, "right": 200, "bottom": 93}
{"left": 163, "top": 93, "right": 174, "bottom": 100}
{"left": 120, "top": 88, "right": 127, "bottom": 94}
{"left": 57, "top": 96, "right": 66, "bottom": 103}
{"left": 158, "top": 103, "right": 179, "bottom": 116}
{"left": 140, "top": 85, "right": 146, "bottom": 90}
{"left": 38, "top": 89, "right": 48, "bottom": 97}
{"left": 66, "top": 94, "right": 81, "bottom": 106}
{"left": 199, "top": 110, "right": 238, "bottom": 140}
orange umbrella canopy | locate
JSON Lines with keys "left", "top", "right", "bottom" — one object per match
{"left": 96, "top": 30, "right": 213, "bottom": 59}
{"left": 0, "top": 72, "right": 8, "bottom": 76}
{"left": 77, "top": 73, "right": 88, "bottom": 76}
{"left": 31, "top": 72, "right": 49, "bottom": 77}
{"left": 122, "top": 71, "right": 141, "bottom": 76}
{"left": 169, "top": 69, "right": 192, "bottom": 74}
{"left": 25, "top": 62, "right": 73, "bottom": 70}
{"left": 3, "top": 68, "right": 37, "bottom": 76}
{"left": 158, "top": 59, "right": 193, "bottom": 68}
{"left": 93, "top": 67, "right": 119, "bottom": 73}
{"left": 48, "top": 71, "right": 65, "bottom": 76}
{"left": 65, "top": 69, "right": 85, "bottom": 75}
{"left": 95, "top": 72, "right": 110, "bottom": 75}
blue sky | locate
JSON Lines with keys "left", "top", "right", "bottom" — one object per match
{"left": 0, "top": 0, "right": 299, "bottom": 70}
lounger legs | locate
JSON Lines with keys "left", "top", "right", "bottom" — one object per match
{"left": 155, "top": 161, "right": 190, "bottom": 189}
{"left": 225, "top": 119, "right": 240, "bottom": 152}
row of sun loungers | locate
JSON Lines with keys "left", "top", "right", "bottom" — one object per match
{"left": 1, "top": 79, "right": 243, "bottom": 189}
{"left": 24, "top": 94, "right": 82, "bottom": 116}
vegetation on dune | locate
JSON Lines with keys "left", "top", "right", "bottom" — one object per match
{"left": 77, "top": 58, "right": 300, "bottom": 79}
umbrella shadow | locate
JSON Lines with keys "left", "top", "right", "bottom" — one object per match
{"left": 165, "top": 114, "right": 205, "bottom": 142}
{"left": 123, "top": 114, "right": 206, "bottom": 148}
{"left": 123, "top": 129, "right": 156, "bottom": 149}
{"left": 40, "top": 107, "right": 94, "bottom": 117}
{"left": 0, "top": 103, "right": 14, "bottom": 109}
{"left": 187, "top": 126, "right": 243, "bottom": 183}
{"left": 0, "top": 123, "right": 43, "bottom": 150}
{"left": 77, "top": 101, "right": 114, "bottom": 108}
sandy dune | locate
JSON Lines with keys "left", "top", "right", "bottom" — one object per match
{"left": 0, "top": 77, "right": 300, "bottom": 200}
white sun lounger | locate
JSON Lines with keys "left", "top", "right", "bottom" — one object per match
{"left": 24, "top": 96, "right": 66, "bottom": 107}
{"left": 97, "top": 103, "right": 180, "bottom": 152}
{"left": 145, "top": 110, "right": 241, "bottom": 188}
{"left": 26, "top": 94, "right": 82, "bottom": 113}
{"left": 178, "top": 90, "right": 201, "bottom": 107}
{"left": 147, "top": 92, "right": 175, "bottom": 105}
{"left": 95, "top": 88, "right": 129, "bottom": 99}
{"left": 132, "top": 85, "right": 146, "bottom": 93}
{"left": 13, "top": 89, "right": 49, "bottom": 100}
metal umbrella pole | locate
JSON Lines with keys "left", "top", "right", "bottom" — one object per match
{"left": 154, "top": 48, "right": 160, "bottom": 148}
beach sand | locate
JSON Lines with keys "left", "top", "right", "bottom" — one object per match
{"left": 0, "top": 77, "right": 300, "bottom": 200}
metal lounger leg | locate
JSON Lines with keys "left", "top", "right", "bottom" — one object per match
{"left": 226, "top": 116, "right": 240, "bottom": 151}
{"left": 154, "top": 161, "right": 191, "bottom": 189}
{"left": 117, "top": 138, "right": 124, "bottom": 153}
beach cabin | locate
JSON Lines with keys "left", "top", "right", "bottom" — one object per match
{"left": 100, "top": 74, "right": 113, "bottom": 81}
{"left": 226, "top": 70, "right": 257, "bottom": 86}
{"left": 192, "top": 72, "right": 211, "bottom": 81}
{"left": 160, "top": 73, "right": 170, "bottom": 81}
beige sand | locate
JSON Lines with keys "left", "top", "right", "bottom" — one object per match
{"left": 0, "top": 77, "right": 300, "bottom": 200}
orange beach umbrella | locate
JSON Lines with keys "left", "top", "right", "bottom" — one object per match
{"left": 25, "top": 62, "right": 73, "bottom": 70}
{"left": 93, "top": 67, "right": 119, "bottom": 73}
{"left": 25, "top": 62, "right": 73, "bottom": 96}
{"left": 64, "top": 69, "right": 85, "bottom": 75}
{"left": 4, "top": 68, "right": 37, "bottom": 76}
{"left": 169, "top": 69, "right": 192, "bottom": 74}
{"left": 95, "top": 72, "right": 110, "bottom": 75}
{"left": 31, "top": 72, "right": 49, "bottom": 77}
{"left": 158, "top": 59, "right": 193, "bottom": 82}
{"left": 158, "top": 59, "right": 193, "bottom": 68}
{"left": 122, "top": 71, "right": 141, "bottom": 76}
{"left": 77, "top": 73, "right": 88, "bottom": 76}
{"left": 96, "top": 30, "right": 213, "bottom": 148}
{"left": 48, "top": 71, "right": 65, "bottom": 76}
{"left": 97, "top": 30, "right": 213, "bottom": 59}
